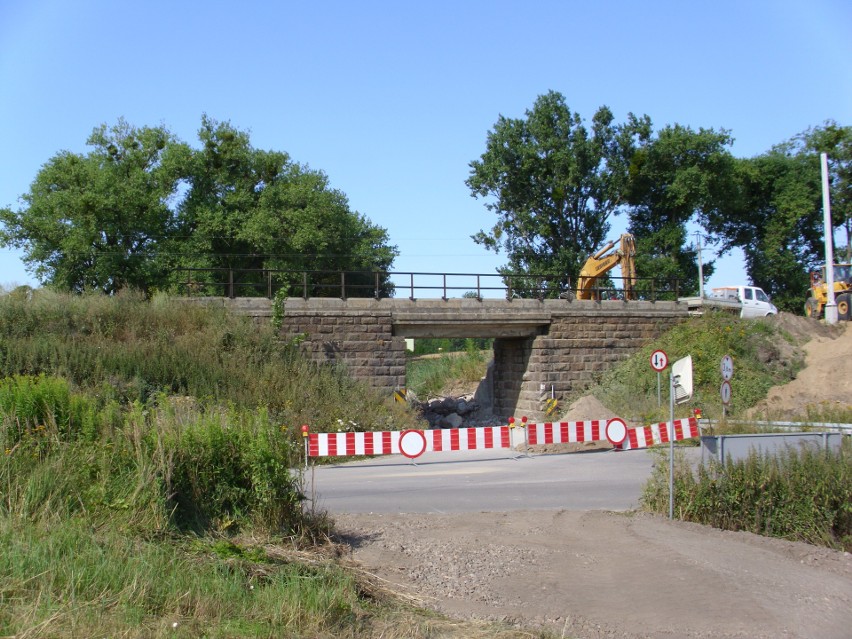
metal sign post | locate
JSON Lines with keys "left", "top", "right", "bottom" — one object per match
{"left": 650, "top": 350, "right": 668, "bottom": 408}
{"left": 669, "top": 356, "right": 693, "bottom": 520}
{"left": 669, "top": 371, "right": 675, "bottom": 519}
{"left": 720, "top": 356, "right": 734, "bottom": 419}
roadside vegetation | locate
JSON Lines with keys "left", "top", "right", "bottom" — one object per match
{"left": 579, "top": 310, "right": 851, "bottom": 551}
{"left": 0, "top": 289, "right": 548, "bottom": 639}
{"left": 642, "top": 442, "right": 851, "bottom": 551}
{"left": 587, "top": 310, "right": 814, "bottom": 424}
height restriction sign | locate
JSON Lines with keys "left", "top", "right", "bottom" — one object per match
{"left": 720, "top": 355, "right": 734, "bottom": 381}
{"left": 650, "top": 350, "right": 668, "bottom": 372}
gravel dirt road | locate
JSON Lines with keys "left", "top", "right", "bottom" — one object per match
{"left": 334, "top": 316, "right": 852, "bottom": 638}
{"left": 336, "top": 510, "right": 851, "bottom": 638}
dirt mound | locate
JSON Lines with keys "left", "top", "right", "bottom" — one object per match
{"left": 559, "top": 394, "right": 618, "bottom": 422}
{"left": 749, "top": 317, "right": 852, "bottom": 419}
{"left": 770, "top": 310, "right": 844, "bottom": 342}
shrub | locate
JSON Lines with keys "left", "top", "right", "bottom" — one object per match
{"left": 2, "top": 390, "right": 306, "bottom": 535}
{"left": 642, "top": 440, "right": 852, "bottom": 550}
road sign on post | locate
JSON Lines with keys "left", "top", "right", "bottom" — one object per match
{"left": 720, "top": 355, "right": 734, "bottom": 418}
{"left": 720, "top": 380, "right": 732, "bottom": 405}
{"left": 720, "top": 355, "right": 734, "bottom": 381}
{"left": 650, "top": 349, "right": 668, "bottom": 406}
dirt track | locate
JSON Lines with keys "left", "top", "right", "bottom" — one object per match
{"left": 337, "top": 316, "right": 852, "bottom": 638}
{"left": 337, "top": 510, "right": 851, "bottom": 638}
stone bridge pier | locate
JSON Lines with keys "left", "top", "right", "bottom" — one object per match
{"left": 217, "top": 297, "right": 687, "bottom": 422}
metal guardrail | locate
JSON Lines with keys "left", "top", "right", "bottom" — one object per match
{"left": 700, "top": 431, "right": 846, "bottom": 464}
{"left": 701, "top": 419, "right": 852, "bottom": 433}
{"left": 174, "top": 267, "right": 682, "bottom": 302}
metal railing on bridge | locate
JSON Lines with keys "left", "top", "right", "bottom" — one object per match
{"left": 174, "top": 267, "right": 681, "bottom": 302}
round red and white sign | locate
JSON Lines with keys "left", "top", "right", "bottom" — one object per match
{"left": 399, "top": 429, "right": 427, "bottom": 459}
{"left": 720, "top": 380, "right": 732, "bottom": 405}
{"left": 650, "top": 349, "right": 668, "bottom": 372}
{"left": 605, "top": 417, "right": 628, "bottom": 446}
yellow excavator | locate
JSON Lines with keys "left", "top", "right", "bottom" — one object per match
{"left": 570, "top": 233, "right": 637, "bottom": 301}
{"left": 805, "top": 263, "right": 852, "bottom": 320}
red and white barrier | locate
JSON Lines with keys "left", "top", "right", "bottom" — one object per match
{"left": 522, "top": 416, "right": 700, "bottom": 450}
{"left": 306, "top": 416, "right": 700, "bottom": 460}
{"left": 617, "top": 417, "right": 700, "bottom": 450}
{"left": 526, "top": 419, "right": 607, "bottom": 446}
{"left": 308, "top": 425, "right": 511, "bottom": 458}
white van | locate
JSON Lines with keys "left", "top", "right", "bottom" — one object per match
{"left": 711, "top": 286, "right": 778, "bottom": 318}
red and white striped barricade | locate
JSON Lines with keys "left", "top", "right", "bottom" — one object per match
{"left": 617, "top": 417, "right": 700, "bottom": 450}
{"left": 522, "top": 416, "right": 700, "bottom": 450}
{"left": 308, "top": 425, "right": 512, "bottom": 459}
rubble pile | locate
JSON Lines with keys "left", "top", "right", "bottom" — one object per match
{"left": 408, "top": 393, "right": 502, "bottom": 429}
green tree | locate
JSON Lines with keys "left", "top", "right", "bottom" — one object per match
{"left": 777, "top": 120, "right": 851, "bottom": 261}
{"left": 701, "top": 122, "right": 851, "bottom": 313}
{"left": 171, "top": 116, "right": 397, "bottom": 297}
{"left": 1, "top": 116, "right": 398, "bottom": 298}
{"left": 466, "top": 91, "right": 651, "bottom": 293}
{"left": 705, "top": 152, "right": 823, "bottom": 312}
{"left": 0, "top": 120, "right": 189, "bottom": 293}
{"left": 627, "top": 125, "right": 736, "bottom": 296}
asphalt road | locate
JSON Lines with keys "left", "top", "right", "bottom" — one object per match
{"left": 306, "top": 446, "right": 675, "bottom": 514}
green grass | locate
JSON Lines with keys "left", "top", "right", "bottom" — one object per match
{"left": 641, "top": 441, "right": 852, "bottom": 551}
{"left": 588, "top": 311, "right": 807, "bottom": 424}
{"left": 0, "top": 290, "right": 552, "bottom": 638}
{"left": 406, "top": 348, "right": 491, "bottom": 398}
{"left": 0, "top": 516, "right": 554, "bottom": 638}
{"left": 0, "top": 517, "right": 367, "bottom": 638}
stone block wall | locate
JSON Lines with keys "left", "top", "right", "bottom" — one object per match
{"left": 278, "top": 308, "right": 407, "bottom": 394}
{"left": 495, "top": 309, "right": 685, "bottom": 421}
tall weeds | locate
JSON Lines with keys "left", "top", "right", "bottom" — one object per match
{"left": 407, "top": 349, "right": 491, "bottom": 397}
{"left": 0, "top": 291, "right": 549, "bottom": 638}
{"left": 642, "top": 441, "right": 852, "bottom": 550}
{"left": 0, "top": 289, "right": 420, "bottom": 432}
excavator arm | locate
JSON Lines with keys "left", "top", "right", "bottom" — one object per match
{"left": 575, "top": 234, "right": 637, "bottom": 300}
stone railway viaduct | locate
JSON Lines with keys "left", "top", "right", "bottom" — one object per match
{"left": 211, "top": 297, "right": 689, "bottom": 421}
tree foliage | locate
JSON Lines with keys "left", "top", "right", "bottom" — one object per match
{"left": 1, "top": 117, "right": 397, "bottom": 296}
{"left": 703, "top": 152, "right": 823, "bottom": 312}
{"left": 701, "top": 122, "right": 852, "bottom": 313}
{"left": 466, "top": 91, "right": 651, "bottom": 290}
{"left": 0, "top": 120, "right": 189, "bottom": 293}
{"left": 627, "top": 125, "right": 736, "bottom": 296}
{"left": 468, "top": 93, "right": 847, "bottom": 313}
{"left": 775, "top": 120, "right": 851, "bottom": 260}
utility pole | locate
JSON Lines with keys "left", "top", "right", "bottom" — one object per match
{"left": 694, "top": 231, "right": 705, "bottom": 298}
{"left": 822, "top": 153, "right": 838, "bottom": 325}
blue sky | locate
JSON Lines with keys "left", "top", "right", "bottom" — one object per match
{"left": 1, "top": 0, "right": 850, "bottom": 291}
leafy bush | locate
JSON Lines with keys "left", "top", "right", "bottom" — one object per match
{"left": 0, "top": 376, "right": 305, "bottom": 533}
{"left": 642, "top": 441, "right": 852, "bottom": 551}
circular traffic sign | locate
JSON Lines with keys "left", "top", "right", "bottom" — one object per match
{"left": 720, "top": 380, "right": 732, "bottom": 405}
{"left": 720, "top": 355, "right": 734, "bottom": 381}
{"left": 399, "top": 429, "right": 427, "bottom": 459}
{"left": 605, "top": 417, "right": 628, "bottom": 446}
{"left": 650, "top": 349, "right": 669, "bottom": 372}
